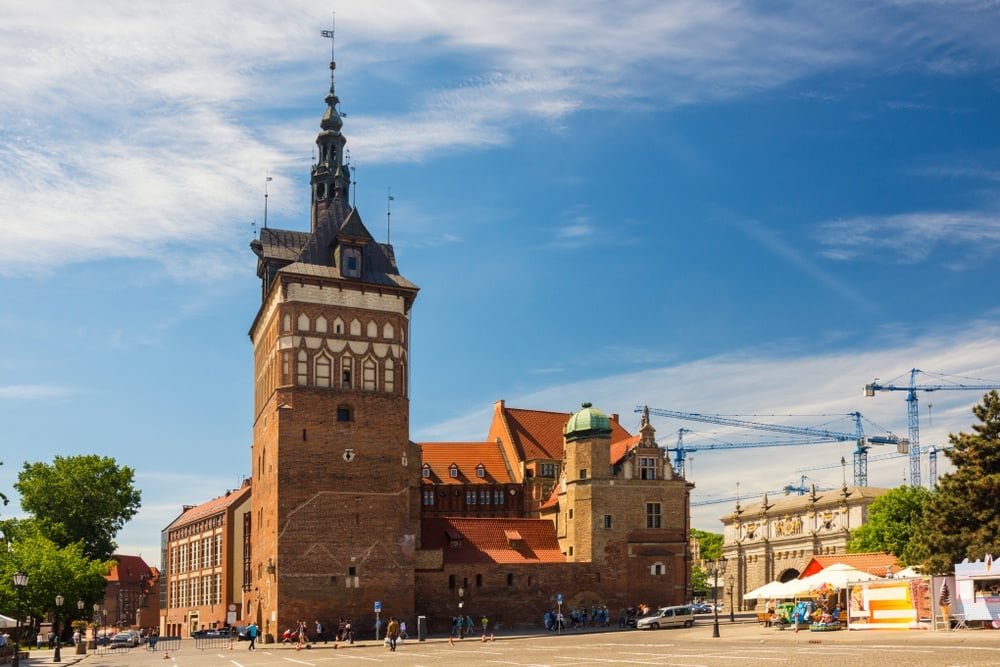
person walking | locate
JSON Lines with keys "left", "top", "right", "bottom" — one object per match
{"left": 385, "top": 617, "right": 400, "bottom": 652}
{"left": 247, "top": 622, "right": 258, "bottom": 651}
{"left": 399, "top": 619, "right": 408, "bottom": 640}
{"left": 315, "top": 619, "right": 326, "bottom": 644}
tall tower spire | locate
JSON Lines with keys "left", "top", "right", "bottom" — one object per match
{"left": 313, "top": 18, "right": 351, "bottom": 232}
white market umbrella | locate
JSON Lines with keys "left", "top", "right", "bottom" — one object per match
{"left": 797, "top": 563, "right": 883, "bottom": 592}
{"left": 743, "top": 580, "right": 792, "bottom": 601}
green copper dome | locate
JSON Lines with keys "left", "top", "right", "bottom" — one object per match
{"left": 564, "top": 402, "right": 612, "bottom": 442}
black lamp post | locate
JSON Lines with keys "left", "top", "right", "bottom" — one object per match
{"left": 54, "top": 593, "right": 64, "bottom": 663}
{"left": 91, "top": 603, "right": 100, "bottom": 649}
{"left": 708, "top": 558, "right": 727, "bottom": 638}
{"left": 728, "top": 575, "right": 735, "bottom": 623}
{"left": 12, "top": 570, "right": 28, "bottom": 667}
{"left": 76, "top": 601, "right": 85, "bottom": 654}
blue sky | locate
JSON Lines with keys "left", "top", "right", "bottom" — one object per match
{"left": 3, "top": 1, "right": 1000, "bottom": 560}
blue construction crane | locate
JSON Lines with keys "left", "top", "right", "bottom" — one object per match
{"left": 663, "top": 428, "right": 835, "bottom": 479}
{"left": 690, "top": 476, "right": 822, "bottom": 507}
{"left": 863, "top": 368, "right": 1000, "bottom": 487}
{"left": 639, "top": 406, "right": 905, "bottom": 487}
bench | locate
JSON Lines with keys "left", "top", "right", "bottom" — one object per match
{"left": 757, "top": 613, "right": 771, "bottom": 625}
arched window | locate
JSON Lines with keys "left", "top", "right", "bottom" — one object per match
{"left": 363, "top": 357, "right": 377, "bottom": 391}
{"left": 384, "top": 359, "right": 395, "bottom": 393}
{"left": 297, "top": 313, "right": 310, "bottom": 331}
{"left": 316, "top": 316, "right": 328, "bottom": 333}
{"left": 383, "top": 322, "right": 394, "bottom": 339}
{"left": 341, "top": 356, "right": 353, "bottom": 388}
{"left": 296, "top": 350, "right": 309, "bottom": 385}
{"left": 315, "top": 354, "right": 332, "bottom": 388}
{"left": 367, "top": 320, "right": 378, "bottom": 338}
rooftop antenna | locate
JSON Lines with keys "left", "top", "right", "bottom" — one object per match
{"left": 386, "top": 187, "right": 394, "bottom": 244}
{"left": 263, "top": 172, "right": 272, "bottom": 229}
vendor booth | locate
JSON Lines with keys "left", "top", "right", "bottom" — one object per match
{"left": 952, "top": 556, "right": 1000, "bottom": 628}
{"left": 847, "top": 576, "right": 931, "bottom": 630}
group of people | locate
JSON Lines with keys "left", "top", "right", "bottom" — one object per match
{"left": 542, "top": 603, "right": 615, "bottom": 631}
{"left": 449, "top": 614, "right": 489, "bottom": 639}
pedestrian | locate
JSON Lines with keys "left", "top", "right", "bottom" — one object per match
{"left": 345, "top": 619, "right": 353, "bottom": 644}
{"left": 337, "top": 618, "right": 346, "bottom": 642}
{"left": 480, "top": 615, "right": 489, "bottom": 640}
{"left": 149, "top": 629, "right": 159, "bottom": 651}
{"left": 37, "top": 632, "right": 44, "bottom": 649}
{"left": 315, "top": 619, "right": 326, "bottom": 644}
{"left": 385, "top": 617, "right": 400, "bottom": 652}
{"left": 296, "top": 619, "right": 308, "bottom": 648}
{"left": 247, "top": 622, "right": 258, "bottom": 651}
{"left": 399, "top": 619, "right": 408, "bottom": 640}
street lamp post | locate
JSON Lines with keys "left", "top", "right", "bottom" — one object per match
{"left": 708, "top": 558, "right": 727, "bottom": 638}
{"left": 54, "top": 593, "right": 64, "bottom": 663}
{"left": 12, "top": 570, "right": 28, "bottom": 667}
{"left": 77, "top": 601, "right": 86, "bottom": 655}
{"left": 91, "top": 604, "right": 99, "bottom": 649}
{"left": 728, "top": 575, "right": 735, "bottom": 623}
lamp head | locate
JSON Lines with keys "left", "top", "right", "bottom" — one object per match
{"left": 56, "top": 594, "right": 64, "bottom": 607}
{"left": 12, "top": 570, "right": 28, "bottom": 588}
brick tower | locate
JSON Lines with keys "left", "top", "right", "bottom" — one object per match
{"left": 248, "top": 52, "right": 420, "bottom": 641}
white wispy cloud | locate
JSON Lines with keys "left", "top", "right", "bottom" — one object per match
{"left": 4, "top": 0, "right": 1000, "bottom": 275}
{"left": 814, "top": 211, "right": 1000, "bottom": 264}
{"left": 0, "top": 384, "right": 75, "bottom": 399}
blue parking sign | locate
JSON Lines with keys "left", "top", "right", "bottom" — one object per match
{"left": 374, "top": 600, "right": 382, "bottom": 612}
{"left": 557, "top": 594, "right": 563, "bottom": 604}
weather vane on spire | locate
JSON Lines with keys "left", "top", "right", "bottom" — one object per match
{"left": 321, "top": 13, "right": 335, "bottom": 65}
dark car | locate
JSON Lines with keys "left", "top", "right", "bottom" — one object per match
{"left": 191, "top": 629, "right": 226, "bottom": 638}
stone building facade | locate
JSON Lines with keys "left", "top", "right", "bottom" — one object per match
{"left": 720, "top": 485, "right": 889, "bottom": 610}
{"left": 160, "top": 480, "right": 251, "bottom": 636}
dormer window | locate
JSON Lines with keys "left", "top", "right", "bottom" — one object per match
{"left": 342, "top": 246, "right": 362, "bottom": 278}
{"left": 476, "top": 463, "right": 485, "bottom": 479}
{"left": 449, "top": 464, "right": 458, "bottom": 479}
{"left": 421, "top": 464, "right": 431, "bottom": 479}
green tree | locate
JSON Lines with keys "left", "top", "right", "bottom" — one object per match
{"left": 14, "top": 455, "right": 141, "bottom": 561}
{"left": 846, "top": 484, "right": 930, "bottom": 561}
{"left": 691, "top": 529, "right": 723, "bottom": 596}
{"left": 909, "top": 390, "right": 1000, "bottom": 574}
{"left": 0, "top": 520, "right": 112, "bottom": 637}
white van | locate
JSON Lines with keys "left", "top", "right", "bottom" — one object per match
{"left": 635, "top": 605, "right": 695, "bottom": 630}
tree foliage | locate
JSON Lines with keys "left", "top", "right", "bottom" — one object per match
{"left": 14, "top": 455, "right": 141, "bottom": 561}
{"left": 846, "top": 484, "right": 930, "bottom": 562}
{"left": 909, "top": 390, "right": 1000, "bottom": 574}
{"left": 0, "top": 520, "right": 112, "bottom": 632}
{"left": 691, "top": 529, "right": 724, "bottom": 595}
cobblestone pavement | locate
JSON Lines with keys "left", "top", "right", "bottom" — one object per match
{"left": 20, "top": 621, "right": 1000, "bottom": 667}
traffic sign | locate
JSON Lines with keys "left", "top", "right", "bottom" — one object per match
{"left": 374, "top": 600, "right": 382, "bottom": 612}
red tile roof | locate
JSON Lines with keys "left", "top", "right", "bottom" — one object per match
{"left": 418, "top": 442, "right": 513, "bottom": 484}
{"left": 421, "top": 517, "right": 565, "bottom": 564}
{"left": 108, "top": 554, "right": 157, "bottom": 592}
{"left": 166, "top": 480, "right": 252, "bottom": 529}
{"left": 800, "top": 552, "right": 901, "bottom": 578}
{"left": 492, "top": 405, "right": 633, "bottom": 461}
{"left": 611, "top": 434, "right": 640, "bottom": 465}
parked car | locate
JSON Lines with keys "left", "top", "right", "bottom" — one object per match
{"left": 692, "top": 603, "right": 714, "bottom": 614}
{"left": 635, "top": 605, "right": 696, "bottom": 630}
{"left": 191, "top": 628, "right": 227, "bottom": 638}
{"left": 110, "top": 631, "right": 139, "bottom": 647}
